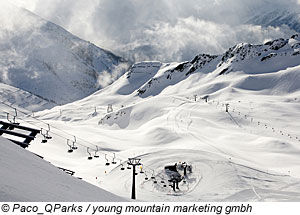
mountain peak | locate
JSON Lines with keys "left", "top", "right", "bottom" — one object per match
{"left": 0, "top": 2, "right": 128, "bottom": 105}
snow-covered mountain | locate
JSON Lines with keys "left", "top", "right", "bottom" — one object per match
{"left": 0, "top": 82, "right": 56, "bottom": 112}
{"left": 1, "top": 33, "right": 300, "bottom": 201}
{"left": 128, "top": 34, "right": 300, "bottom": 98}
{"left": 4, "top": 34, "right": 296, "bottom": 201}
{"left": 247, "top": 10, "right": 300, "bottom": 33}
{"left": 0, "top": 2, "right": 128, "bottom": 105}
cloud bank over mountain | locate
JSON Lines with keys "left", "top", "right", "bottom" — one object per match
{"left": 6, "top": 0, "right": 300, "bottom": 62}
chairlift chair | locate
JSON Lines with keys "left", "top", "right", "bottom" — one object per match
{"left": 7, "top": 114, "right": 19, "bottom": 130}
{"left": 139, "top": 164, "right": 145, "bottom": 174}
{"left": 42, "top": 137, "right": 47, "bottom": 143}
{"left": 45, "top": 124, "right": 52, "bottom": 139}
{"left": 45, "top": 131, "right": 52, "bottom": 139}
{"left": 40, "top": 128, "right": 48, "bottom": 143}
{"left": 112, "top": 153, "right": 117, "bottom": 164}
{"left": 94, "top": 146, "right": 99, "bottom": 158}
{"left": 144, "top": 172, "right": 149, "bottom": 180}
{"left": 120, "top": 160, "right": 125, "bottom": 170}
{"left": 127, "top": 164, "right": 131, "bottom": 169}
{"left": 151, "top": 170, "right": 155, "bottom": 180}
{"left": 67, "top": 139, "right": 73, "bottom": 153}
{"left": 87, "top": 147, "right": 93, "bottom": 160}
{"left": 105, "top": 154, "right": 110, "bottom": 166}
{"left": 72, "top": 136, "right": 78, "bottom": 150}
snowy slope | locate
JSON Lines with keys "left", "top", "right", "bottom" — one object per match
{"left": 0, "top": 83, "right": 55, "bottom": 112}
{"left": 0, "top": 2, "right": 128, "bottom": 105}
{"left": 247, "top": 10, "right": 300, "bottom": 33}
{"left": 0, "top": 137, "right": 126, "bottom": 201}
{"left": 1, "top": 35, "right": 300, "bottom": 201}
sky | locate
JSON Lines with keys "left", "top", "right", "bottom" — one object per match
{"left": 4, "top": 0, "right": 300, "bottom": 62}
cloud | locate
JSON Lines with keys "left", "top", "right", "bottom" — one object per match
{"left": 96, "top": 63, "right": 130, "bottom": 88}
{"left": 3, "top": 0, "right": 300, "bottom": 62}
{"left": 118, "top": 17, "right": 295, "bottom": 62}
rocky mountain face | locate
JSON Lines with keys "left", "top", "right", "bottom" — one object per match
{"left": 128, "top": 34, "right": 300, "bottom": 97}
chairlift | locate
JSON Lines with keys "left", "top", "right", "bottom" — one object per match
{"left": 139, "top": 164, "right": 144, "bottom": 174}
{"left": 94, "top": 146, "right": 99, "bottom": 158}
{"left": 105, "top": 154, "right": 110, "bottom": 166}
{"left": 7, "top": 113, "right": 19, "bottom": 130}
{"left": 42, "top": 137, "right": 47, "bottom": 143}
{"left": 67, "top": 139, "right": 73, "bottom": 153}
{"left": 120, "top": 160, "right": 125, "bottom": 171}
{"left": 144, "top": 171, "right": 149, "bottom": 180}
{"left": 112, "top": 153, "right": 117, "bottom": 164}
{"left": 72, "top": 136, "right": 78, "bottom": 150}
{"left": 151, "top": 170, "right": 155, "bottom": 180}
{"left": 45, "top": 124, "right": 52, "bottom": 140}
{"left": 41, "top": 136, "right": 47, "bottom": 143}
{"left": 41, "top": 128, "right": 48, "bottom": 143}
{"left": 127, "top": 163, "right": 131, "bottom": 169}
{"left": 87, "top": 147, "right": 93, "bottom": 160}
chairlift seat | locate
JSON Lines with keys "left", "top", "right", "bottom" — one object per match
{"left": 94, "top": 155, "right": 99, "bottom": 158}
{"left": 145, "top": 177, "right": 149, "bottom": 180}
{"left": 41, "top": 139, "right": 47, "bottom": 143}
{"left": 106, "top": 162, "right": 110, "bottom": 166}
{"left": 68, "top": 149, "right": 73, "bottom": 153}
{"left": 153, "top": 180, "right": 157, "bottom": 184}
{"left": 121, "top": 167, "right": 125, "bottom": 171}
{"left": 88, "top": 156, "right": 93, "bottom": 160}
{"left": 112, "top": 161, "right": 117, "bottom": 164}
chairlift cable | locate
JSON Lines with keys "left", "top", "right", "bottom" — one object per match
{"left": 1, "top": 102, "right": 161, "bottom": 175}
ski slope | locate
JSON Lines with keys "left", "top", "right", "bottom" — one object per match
{"left": 0, "top": 137, "right": 126, "bottom": 201}
{"left": 1, "top": 35, "right": 300, "bottom": 201}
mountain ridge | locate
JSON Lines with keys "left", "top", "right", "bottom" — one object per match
{"left": 0, "top": 2, "right": 129, "bottom": 105}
